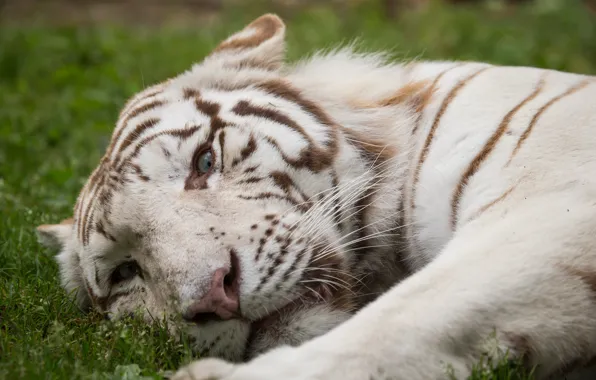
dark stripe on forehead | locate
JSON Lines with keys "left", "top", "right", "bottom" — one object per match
{"left": 255, "top": 80, "right": 337, "bottom": 129}
{"left": 194, "top": 98, "right": 220, "bottom": 117}
{"left": 232, "top": 101, "right": 335, "bottom": 172}
{"left": 183, "top": 88, "right": 200, "bottom": 100}
{"left": 113, "top": 118, "right": 161, "bottom": 165}
{"left": 109, "top": 95, "right": 166, "bottom": 159}
{"left": 117, "top": 125, "right": 202, "bottom": 173}
{"left": 120, "top": 85, "right": 165, "bottom": 117}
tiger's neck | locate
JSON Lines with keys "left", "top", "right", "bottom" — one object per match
{"left": 287, "top": 58, "right": 423, "bottom": 305}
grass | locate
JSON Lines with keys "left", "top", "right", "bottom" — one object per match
{"left": 1, "top": 0, "right": 595, "bottom": 378}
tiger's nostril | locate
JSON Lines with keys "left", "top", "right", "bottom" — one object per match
{"left": 188, "top": 311, "right": 224, "bottom": 325}
{"left": 224, "top": 253, "right": 238, "bottom": 288}
{"left": 182, "top": 250, "right": 241, "bottom": 324}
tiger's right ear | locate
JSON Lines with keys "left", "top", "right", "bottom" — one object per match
{"left": 36, "top": 217, "right": 74, "bottom": 251}
{"left": 205, "top": 13, "right": 287, "bottom": 71}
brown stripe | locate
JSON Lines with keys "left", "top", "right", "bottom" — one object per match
{"left": 119, "top": 85, "right": 164, "bottom": 120}
{"left": 465, "top": 185, "right": 516, "bottom": 223}
{"left": 237, "top": 177, "right": 264, "bottom": 185}
{"left": 270, "top": 171, "right": 309, "bottom": 203}
{"left": 450, "top": 75, "right": 546, "bottom": 230}
{"left": 113, "top": 118, "right": 160, "bottom": 166}
{"left": 109, "top": 93, "right": 165, "bottom": 158}
{"left": 120, "top": 99, "right": 164, "bottom": 132}
{"left": 218, "top": 130, "right": 226, "bottom": 172}
{"left": 255, "top": 79, "right": 338, "bottom": 130}
{"left": 410, "top": 66, "right": 491, "bottom": 212}
{"left": 411, "top": 64, "right": 464, "bottom": 136}
{"left": 183, "top": 88, "right": 200, "bottom": 100}
{"left": 252, "top": 80, "right": 340, "bottom": 166}
{"left": 79, "top": 171, "right": 107, "bottom": 244}
{"left": 281, "top": 247, "right": 307, "bottom": 283}
{"left": 117, "top": 126, "right": 202, "bottom": 172}
{"left": 75, "top": 182, "right": 93, "bottom": 241}
{"left": 78, "top": 157, "right": 110, "bottom": 240}
{"left": 130, "top": 163, "right": 150, "bottom": 182}
{"left": 238, "top": 193, "right": 306, "bottom": 211}
{"left": 231, "top": 134, "right": 257, "bottom": 167}
{"left": 83, "top": 202, "right": 97, "bottom": 246}
{"left": 507, "top": 78, "right": 592, "bottom": 165}
{"left": 232, "top": 100, "right": 335, "bottom": 172}
{"left": 194, "top": 98, "right": 220, "bottom": 117}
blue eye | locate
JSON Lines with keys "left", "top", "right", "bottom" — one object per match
{"left": 111, "top": 262, "right": 140, "bottom": 284}
{"left": 196, "top": 150, "right": 214, "bottom": 174}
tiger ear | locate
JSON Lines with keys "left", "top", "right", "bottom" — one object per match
{"left": 207, "top": 13, "right": 287, "bottom": 71}
{"left": 36, "top": 217, "right": 74, "bottom": 250}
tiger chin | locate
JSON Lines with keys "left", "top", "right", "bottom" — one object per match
{"left": 38, "top": 13, "right": 596, "bottom": 380}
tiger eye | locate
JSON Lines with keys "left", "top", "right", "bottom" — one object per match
{"left": 196, "top": 150, "right": 214, "bottom": 174}
{"left": 111, "top": 262, "right": 140, "bottom": 284}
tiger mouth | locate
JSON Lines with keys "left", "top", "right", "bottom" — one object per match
{"left": 249, "top": 283, "right": 335, "bottom": 332}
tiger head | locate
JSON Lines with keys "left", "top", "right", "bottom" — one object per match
{"left": 37, "top": 14, "right": 419, "bottom": 361}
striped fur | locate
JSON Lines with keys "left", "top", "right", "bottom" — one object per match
{"left": 37, "top": 14, "right": 596, "bottom": 380}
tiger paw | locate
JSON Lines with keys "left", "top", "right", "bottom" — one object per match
{"left": 171, "top": 357, "right": 236, "bottom": 380}
{"left": 171, "top": 344, "right": 368, "bottom": 380}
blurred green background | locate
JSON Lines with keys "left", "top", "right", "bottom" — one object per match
{"left": 0, "top": 0, "right": 595, "bottom": 378}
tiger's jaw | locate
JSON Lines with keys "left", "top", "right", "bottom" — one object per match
{"left": 130, "top": 207, "right": 360, "bottom": 362}
{"left": 182, "top": 285, "right": 354, "bottom": 362}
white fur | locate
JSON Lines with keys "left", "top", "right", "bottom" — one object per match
{"left": 38, "top": 14, "right": 596, "bottom": 380}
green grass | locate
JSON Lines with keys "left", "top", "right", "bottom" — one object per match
{"left": 1, "top": 0, "right": 595, "bottom": 378}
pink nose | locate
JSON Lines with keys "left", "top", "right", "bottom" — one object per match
{"left": 182, "top": 262, "right": 240, "bottom": 324}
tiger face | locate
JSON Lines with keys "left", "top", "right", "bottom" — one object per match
{"left": 37, "top": 14, "right": 414, "bottom": 361}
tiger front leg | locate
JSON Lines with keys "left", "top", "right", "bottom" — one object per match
{"left": 172, "top": 200, "right": 596, "bottom": 380}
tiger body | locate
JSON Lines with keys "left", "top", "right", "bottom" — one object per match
{"left": 37, "top": 14, "right": 596, "bottom": 380}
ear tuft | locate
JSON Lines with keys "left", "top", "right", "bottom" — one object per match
{"left": 36, "top": 217, "right": 74, "bottom": 251}
{"left": 207, "top": 13, "right": 286, "bottom": 71}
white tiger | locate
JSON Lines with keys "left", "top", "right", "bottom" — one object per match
{"left": 36, "top": 13, "right": 596, "bottom": 380}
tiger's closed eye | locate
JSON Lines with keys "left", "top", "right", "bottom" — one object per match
{"left": 111, "top": 262, "right": 141, "bottom": 284}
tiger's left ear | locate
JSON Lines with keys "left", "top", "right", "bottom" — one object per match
{"left": 36, "top": 217, "right": 74, "bottom": 251}
{"left": 206, "top": 14, "right": 287, "bottom": 71}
